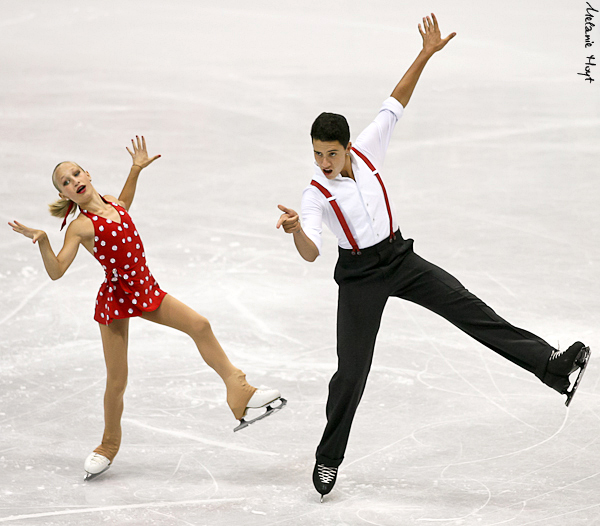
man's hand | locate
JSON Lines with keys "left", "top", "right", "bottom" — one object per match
{"left": 276, "top": 205, "right": 302, "bottom": 234}
{"left": 391, "top": 13, "right": 456, "bottom": 107}
{"left": 419, "top": 13, "right": 456, "bottom": 56}
{"left": 276, "top": 205, "right": 319, "bottom": 262}
{"left": 126, "top": 136, "right": 161, "bottom": 169}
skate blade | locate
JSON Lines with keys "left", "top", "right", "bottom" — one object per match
{"left": 84, "top": 465, "right": 111, "bottom": 481}
{"left": 233, "top": 397, "right": 287, "bottom": 432}
{"left": 565, "top": 346, "right": 591, "bottom": 407}
{"left": 320, "top": 494, "right": 324, "bottom": 503}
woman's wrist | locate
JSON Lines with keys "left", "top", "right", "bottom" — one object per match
{"left": 37, "top": 231, "right": 50, "bottom": 245}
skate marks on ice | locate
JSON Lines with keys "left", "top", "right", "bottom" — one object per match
{"left": 2, "top": 283, "right": 597, "bottom": 526}
{"left": 1, "top": 1, "right": 599, "bottom": 524}
{"left": 123, "top": 417, "right": 279, "bottom": 456}
{"left": 398, "top": 301, "right": 549, "bottom": 430}
{"left": 0, "top": 280, "right": 50, "bottom": 327}
{"left": 0, "top": 498, "right": 245, "bottom": 524}
{"left": 0, "top": 447, "right": 258, "bottom": 524}
{"left": 313, "top": 302, "right": 600, "bottom": 524}
{"left": 320, "top": 414, "right": 600, "bottom": 525}
{"left": 0, "top": 264, "right": 90, "bottom": 326}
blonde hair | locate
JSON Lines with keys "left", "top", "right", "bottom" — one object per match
{"left": 48, "top": 161, "right": 83, "bottom": 219}
{"left": 48, "top": 198, "right": 77, "bottom": 219}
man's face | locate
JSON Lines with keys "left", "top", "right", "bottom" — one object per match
{"left": 313, "top": 139, "right": 351, "bottom": 180}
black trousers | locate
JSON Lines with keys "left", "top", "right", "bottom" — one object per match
{"left": 315, "top": 231, "right": 554, "bottom": 468}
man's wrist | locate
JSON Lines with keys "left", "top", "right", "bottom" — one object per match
{"left": 419, "top": 48, "right": 435, "bottom": 60}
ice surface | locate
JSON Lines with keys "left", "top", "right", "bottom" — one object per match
{"left": 1, "top": 1, "right": 599, "bottom": 525}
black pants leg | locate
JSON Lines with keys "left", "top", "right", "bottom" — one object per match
{"left": 391, "top": 250, "right": 554, "bottom": 380}
{"left": 315, "top": 234, "right": 555, "bottom": 468}
{"left": 315, "top": 273, "right": 389, "bottom": 467}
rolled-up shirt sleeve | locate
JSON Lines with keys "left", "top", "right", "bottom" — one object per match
{"left": 300, "top": 187, "right": 324, "bottom": 256}
{"left": 353, "top": 97, "right": 404, "bottom": 169}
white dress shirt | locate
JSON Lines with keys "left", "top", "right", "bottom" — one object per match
{"left": 301, "top": 97, "right": 404, "bottom": 254}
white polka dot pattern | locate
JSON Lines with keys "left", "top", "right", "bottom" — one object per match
{"left": 82, "top": 199, "right": 167, "bottom": 325}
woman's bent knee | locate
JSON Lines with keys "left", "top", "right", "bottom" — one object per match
{"left": 190, "top": 314, "right": 212, "bottom": 337}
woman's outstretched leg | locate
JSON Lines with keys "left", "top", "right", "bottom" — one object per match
{"left": 94, "top": 318, "right": 130, "bottom": 463}
{"left": 141, "top": 294, "right": 259, "bottom": 420}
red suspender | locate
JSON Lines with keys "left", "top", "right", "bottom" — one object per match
{"left": 310, "top": 180, "right": 361, "bottom": 255}
{"left": 351, "top": 147, "right": 396, "bottom": 242}
{"left": 311, "top": 149, "right": 395, "bottom": 255}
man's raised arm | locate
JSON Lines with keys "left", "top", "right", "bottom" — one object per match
{"left": 391, "top": 13, "right": 456, "bottom": 107}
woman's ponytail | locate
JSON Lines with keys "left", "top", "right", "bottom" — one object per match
{"left": 49, "top": 161, "right": 82, "bottom": 229}
{"left": 48, "top": 198, "right": 76, "bottom": 219}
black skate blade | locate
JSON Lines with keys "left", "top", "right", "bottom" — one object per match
{"left": 233, "top": 398, "right": 287, "bottom": 432}
{"left": 565, "top": 347, "right": 591, "bottom": 407}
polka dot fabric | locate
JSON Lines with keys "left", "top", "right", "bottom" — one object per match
{"left": 81, "top": 199, "right": 167, "bottom": 325}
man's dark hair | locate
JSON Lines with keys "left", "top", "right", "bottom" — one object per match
{"left": 310, "top": 112, "right": 351, "bottom": 148}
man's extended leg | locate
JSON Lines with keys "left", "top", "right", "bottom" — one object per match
{"left": 392, "top": 250, "right": 554, "bottom": 380}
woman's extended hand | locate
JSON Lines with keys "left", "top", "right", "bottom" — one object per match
{"left": 8, "top": 221, "right": 47, "bottom": 244}
{"left": 126, "top": 135, "right": 161, "bottom": 169}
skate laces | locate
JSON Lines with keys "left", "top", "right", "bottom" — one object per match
{"left": 550, "top": 342, "right": 563, "bottom": 361}
{"left": 317, "top": 464, "right": 337, "bottom": 484}
{"left": 89, "top": 453, "right": 108, "bottom": 465}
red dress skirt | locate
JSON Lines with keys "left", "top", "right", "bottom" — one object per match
{"left": 81, "top": 199, "right": 167, "bottom": 325}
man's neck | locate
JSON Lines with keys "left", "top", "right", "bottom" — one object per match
{"left": 340, "top": 154, "right": 354, "bottom": 180}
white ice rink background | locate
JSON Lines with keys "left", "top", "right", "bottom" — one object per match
{"left": 1, "top": 1, "right": 599, "bottom": 525}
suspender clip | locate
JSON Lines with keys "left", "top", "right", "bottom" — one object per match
{"left": 389, "top": 232, "right": 396, "bottom": 243}
{"left": 351, "top": 250, "right": 362, "bottom": 256}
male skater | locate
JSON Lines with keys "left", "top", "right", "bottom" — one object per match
{"left": 276, "top": 13, "right": 590, "bottom": 501}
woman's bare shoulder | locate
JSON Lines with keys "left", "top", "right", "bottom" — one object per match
{"left": 68, "top": 213, "right": 95, "bottom": 239}
{"left": 104, "top": 194, "right": 126, "bottom": 208}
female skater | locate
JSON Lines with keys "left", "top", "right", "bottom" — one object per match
{"left": 9, "top": 137, "right": 284, "bottom": 480}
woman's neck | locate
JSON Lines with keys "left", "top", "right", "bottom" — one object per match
{"left": 77, "top": 189, "right": 109, "bottom": 214}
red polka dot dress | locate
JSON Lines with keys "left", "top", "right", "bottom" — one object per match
{"left": 81, "top": 198, "right": 167, "bottom": 325}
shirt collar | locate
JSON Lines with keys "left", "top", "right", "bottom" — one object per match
{"left": 312, "top": 155, "right": 359, "bottom": 184}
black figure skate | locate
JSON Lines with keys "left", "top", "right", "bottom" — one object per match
{"left": 544, "top": 341, "right": 591, "bottom": 406}
{"left": 313, "top": 462, "right": 338, "bottom": 502}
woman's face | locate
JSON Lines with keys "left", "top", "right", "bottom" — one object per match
{"left": 54, "top": 162, "right": 93, "bottom": 202}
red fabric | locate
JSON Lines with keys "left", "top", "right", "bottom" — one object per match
{"left": 310, "top": 180, "right": 361, "bottom": 254}
{"left": 60, "top": 201, "right": 74, "bottom": 231}
{"left": 81, "top": 200, "right": 167, "bottom": 325}
{"left": 351, "top": 147, "right": 395, "bottom": 242}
